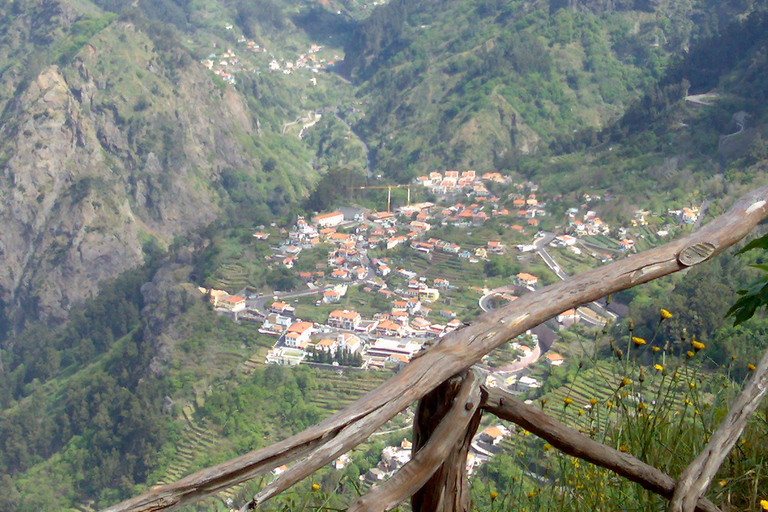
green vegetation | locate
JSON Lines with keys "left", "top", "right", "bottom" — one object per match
{"left": 1, "top": 0, "right": 768, "bottom": 510}
{"left": 472, "top": 306, "right": 768, "bottom": 512}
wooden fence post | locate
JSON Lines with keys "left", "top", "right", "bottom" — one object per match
{"left": 411, "top": 370, "right": 484, "bottom": 512}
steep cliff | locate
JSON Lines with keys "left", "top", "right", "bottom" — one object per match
{"left": 0, "top": 2, "right": 315, "bottom": 327}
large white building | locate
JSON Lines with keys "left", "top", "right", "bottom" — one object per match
{"left": 312, "top": 211, "right": 345, "bottom": 228}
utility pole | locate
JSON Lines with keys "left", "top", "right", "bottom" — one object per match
{"left": 357, "top": 184, "right": 412, "bottom": 213}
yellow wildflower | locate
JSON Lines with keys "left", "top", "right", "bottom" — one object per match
{"left": 620, "top": 377, "right": 631, "bottom": 387}
{"left": 606, "top": 401, "right": 613, "bottom": 409}
{"left": 312, "top": 483, "right": 320, "bottom": 491}
{"left": 578, "top": 409, "right": 585, "bottom": 416}
{"left": 517, "top": 450, "right": 524, "bottom": 457}
{"left": 527, "top": 491, "right": 537, "bottom": 499}
{"left": 689, "top": 381, "right": 696, "bottom": 389}
{"left": 660, "top": 309, "right": 673, "bottom": 320}
{"left": 632, "top": 336, "right": 647, "bottom": 346}
{"left": 543, "top": 443, "right": 553, "bottom": 452}
{"left": 589, "top": 398, "right": 598, "bottom": 406}
{"left": 563, "top": 397, "right": 573, "bottom": 406}
{"left": 748, "top": 363, "right": 757, "bottom": 371}
{"left": 731, "top": 355, "right": 737, "bottom": 360}
{"left": 654, "top": 364, "right": 664, "bottom": 371}
{"left": 637, "top": 402, "right": 647, "bottom": 411}
{"left": 760, "top": 499, "right": 768, "bottom": 511}
{"left": 718, "top": 480, "right": 726, "bottom": 487}
{"left": 652, "top": 346, "right": 661, "bottom": 353}
{"left": 490, "top": 491, "right": 498, "bottom": 500}
{"left": 692, "top": 340, "right": 706, "bottom": 351}
{"left": 619, "top": 445, "right": 629, "bottom": 453}
{"left": 686, "top": 350, "right": 695, "bottom": 358}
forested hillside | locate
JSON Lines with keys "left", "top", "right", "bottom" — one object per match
{"left": 0, "top": 0, "right": 333, "bottom": 509}
{"left": 341, "top": 0, "right": 767, "bottom": 183}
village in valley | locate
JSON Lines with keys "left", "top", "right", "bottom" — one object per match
{"left": 199, "top": 168, "right": 701, "bottom": 484}
{"left": 187, "top": 16, "right": 709, "bottom": 490}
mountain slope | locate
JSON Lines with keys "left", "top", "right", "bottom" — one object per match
{"left": 340, "top": 0, "right": 763, "bottom": 181}
{"left": 0, "top": 1, "right": 316, "bottom": 329}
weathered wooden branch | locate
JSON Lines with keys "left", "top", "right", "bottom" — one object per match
{"left": 343, "top": 370, "right": 483, "bottom": 512}
{"left": 410, "top": 371, "right": 484, "bottom": 512}
{"left": 482, "top": 386, "right": 722, "bottom": 512}
{"left": 102, "top": 186, "right": 768, "bottom": 512}
{"left": 668, "top": 346, "right": 768, "bottom": 512}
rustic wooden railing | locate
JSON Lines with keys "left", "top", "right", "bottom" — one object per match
{"left": 102, "top": 185, "right": 768, "bottom": 512}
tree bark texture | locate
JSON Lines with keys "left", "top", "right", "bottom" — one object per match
{"left": 410, "top": 371, "right": 484, "bottom": 512}
{"left": 346, "top": 369, "right": 483, "bottom": 512}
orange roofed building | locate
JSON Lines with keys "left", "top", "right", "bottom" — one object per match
{"left": 516, "top": 272, "right": 538, "bottom": 287}
{"left": 312, "top": 211, "right": 345, "bottom": 228}
{"left": 327, "top": 310, "right": 362, "bottom": 330}
{"left": 284, "top": 321, "right": 314, "bottom": 348}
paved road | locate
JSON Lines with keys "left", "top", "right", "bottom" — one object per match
{"left": 532, "top": 232, "right": 618, "bottom": 322}
{"left": 686, "top": 93, "right": 719, "bottom": 106}
{"left": 246, "top": 286, "right": 332, "bottom": 316}
{"left": 534, "top": 232, "right": 567, "bottom": 279}
{"left": 537, "top": 246, "right": 568, "bottom": 280}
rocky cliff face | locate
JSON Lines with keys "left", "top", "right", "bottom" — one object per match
{"left": 0, "top": 12, "right": 313, "bottom": 327}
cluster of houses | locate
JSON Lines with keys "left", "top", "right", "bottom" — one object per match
{"left": 668, "top": 206, "right": 699, "bottom": 225}
{"left": 267, "top": 43, "right": 338, "bottom": 75}
{"left": 202, "top": 30, "right": 338, "bottom": 87}
{"left": 560, "top": 200, "right": 692, "bottom": 256}
{"left": 245, "top": 179, "right": 557, "bottom": 369}
{"left": 202, "top": 47, "right": 242, "bottom": 85}
{"left": 262, "top": 291, "right": 465, "bottom": 368}
{"left": 365, "top": 425, "right": 511, "bottom": 484}
{"left": 414, "top": 170, "right": 512, "bottom": 197}
{"left": 565, "top": 208, "right": 611, "bottom": 237}
{"left": 199, "top": 288, "right": 247, "bottom": 314}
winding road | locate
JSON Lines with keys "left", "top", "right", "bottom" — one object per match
{"left": 531, "top": 232, "right": 617, "bottom": 324}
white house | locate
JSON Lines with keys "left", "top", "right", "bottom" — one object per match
{"left": 284, "top": 321, "right": 314, "bottom": 348}
{"left": 312, "top": 211, "right": 345, "bottom": 228}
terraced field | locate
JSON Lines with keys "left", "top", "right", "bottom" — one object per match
{"left": 155, "top": 405, "right": 222, "bottom": 487}
{"left": 582, "top": 235, "right": 620, "bottom": 250}
{"left": 241, "top": 346, "right": 270, "bottom": 374}
{"left": 425, "top": 258, "right": 484, "bottom": 283}
{"left": 310, "top": 371, "right": 392, "bottom": 415}
{"left": 541, "top": 362, "right": 709, "bottom": 431}
{"left": 210, "top": 262, "right": 249, "bottom": 292}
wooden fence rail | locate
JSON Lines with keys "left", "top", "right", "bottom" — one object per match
{"left": 102, "top": 185, "right": 768, "bottom": 512}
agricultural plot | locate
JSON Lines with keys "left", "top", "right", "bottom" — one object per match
{"left": 210, "top": 263, "right": 249, "bottom": 292}
{"left": 154, "top": 405, "right": 223, "bottom": 488}
{"left": 426, "top": 258, "right": 484, "bottom": 284}
{"left": 581, "top": 235, "right": 620, "bottom": 250}
{"left": 309, "top": 371, "right": 392, "bottom": 416}
{"left": 540, "top": 361, "right": 712, "bottom": 432}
